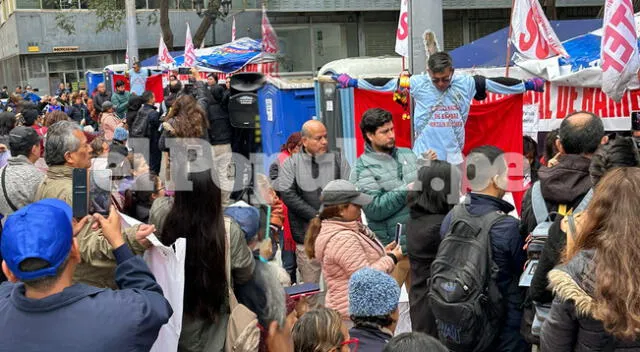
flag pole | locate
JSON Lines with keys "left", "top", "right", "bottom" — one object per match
{"left": 505, "top": 0, "right": 516, "bottom": 77}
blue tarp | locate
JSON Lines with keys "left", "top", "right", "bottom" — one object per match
{"left": 140, "top": 51, "right": 184, "bottom": 67}
{"left": 173, "top": 38, "right": 265, "bottom": 73}
{"left": 557, "top": 33, "right": 640, "bottom": 72}
{"left": 450, "top": 19, "right": 603, "bottom": 68}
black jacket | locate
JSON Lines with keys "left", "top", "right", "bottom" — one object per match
{"left": 406, "top": 210, "right": 446, "bottom": 337}
{"left": 541, "top": 250, "right": 640, "bottom": 351}
{"left": 441, "top": 193, "right": 528, "bottom": 351}
{"left": 207, "top": 85, "right": 232, "bottom": 145}
{"left": 279, "top": 149, "right": 351, "bottom": 244}
{"left": 67, "top": 103, "right": 88, "bottom": 124}
{"left": 521, "top": 154, "right": 592, "bottom": 304}
{"left": 126, "top": 95, "right": 145, "bottom": 128}
{"left": 349, "top": 325, "right": 393, "bottom": 352}
{"left": 93, "top": 91, "right": 111, "bottom": 113}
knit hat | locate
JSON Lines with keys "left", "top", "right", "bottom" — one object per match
{"left": 348, "top": 267, "right": 400, "bottom": 317}
{"left": 113, "top": 127, "right": 128, "bottom": 142}
{"left": 224, "top": 201, "right": 260, "bottom": 242}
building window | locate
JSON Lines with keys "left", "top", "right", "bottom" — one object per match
{"left": 16, "top": 0, "right": 41, "bottom": 9}
{"left": 27, "top": 57, "right": 47, "bottom": 79}
{"left": 277, "top": 27, "right": 312, "bottom": 73}
{"left": 178, "top": 0, "right": 192, "bottom": 10}
{"left": 84, "top": 55, "right": 106, "bottom": 70}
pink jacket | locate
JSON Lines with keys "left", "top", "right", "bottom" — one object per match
{"left": 100, "top": 112, "right": 122, "bottom": 141}
{"left": 314, "top": 219, "right": 395, "bottom": 319}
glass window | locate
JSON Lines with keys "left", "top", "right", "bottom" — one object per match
{"left": 59, "top": 0, "right": 79, "bottom": 9}
{"left": 85, "top": 56, "right": 105, "bottom": 70}
{"left": 16, "top": 0, "right": 41, "bottom": 9}
{"left": 277, "top": 27, "right": 312, "bottom": 73}
{"left": 48, "top": 58, "right": 76, "bottom": 72}
{"left": 148, "top": 0, "right": 161, "bottom": 8}
{"left": 135, "top": 0, "right": 146, "bottom": 9}
{"left": 28, "top": 57, "right": 47, "bottom": 78}
{"left": 178, "top": 0, "right": 192, "bottom": 9}
{"left": 42, "top": 0, "right": 60, "bottom": 9}
{"left": 312, "top": 25, "right": 347, "bottom": 70}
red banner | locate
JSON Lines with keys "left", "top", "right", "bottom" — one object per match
{"left": 466, "top": 94, "right": 525, "bottom": 213}
{"left": 145, "top": 74, "right": 164, "bottom": 103}
{"left": 353, "top": 89, "right": 412, "bottom": 156}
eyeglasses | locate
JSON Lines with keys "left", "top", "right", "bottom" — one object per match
{"left": 338, "top": 338, "right": 359, "bottom": 352}
{"left": 431, "top": 73, "right": 453, "bottom": 84}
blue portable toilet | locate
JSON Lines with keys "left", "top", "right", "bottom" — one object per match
{"left": 258, "top": 78, "right": 316, "bottom": 174}
{"left": 85, "top": 71, "right": 105, "bottom": 96}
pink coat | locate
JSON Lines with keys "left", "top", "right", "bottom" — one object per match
{"left": 314, "top": 219, "right": 395, "bottom": 319}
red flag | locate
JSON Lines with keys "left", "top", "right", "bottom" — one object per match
{"left": 601, "top": 0, "right": 640, "bottom": 101}
{"left": 353, "top": 89, "right": 412, "bottom": 157}
{"left": 232, "top": 16, "right": 237, "bottom": 42}
{"left": 511, "top": 0, "right": 568, "bottom": 59}
{"left": 261, "top": 5, "right": 279, "bottom": 54}
{"left": 466, "top": 95, "right": 525, "bottom": 214}
{"left": 184, "top": 23, "right": 196, "bottom": 67}
{"left": 145, "top": 74, "right": 164, "bottom": 103}
{"left": 158, "top": 35, "right": 175, "bottom": 66}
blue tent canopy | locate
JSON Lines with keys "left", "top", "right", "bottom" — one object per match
{"left": 140, "top": 51, "right": 184, "bottom": 67}
{"left": 450, "top": 18, "right": 602, "bottom": 68}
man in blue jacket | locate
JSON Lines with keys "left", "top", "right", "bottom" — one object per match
{"left": 440, "top": 146, "right": 528, "bottom": 352}
{"left": 0, "top": 199, "right": 172, "bottom": 351}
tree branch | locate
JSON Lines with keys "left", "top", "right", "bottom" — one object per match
{"left": 159, "top": 0, "right": 174, "bottom": 49}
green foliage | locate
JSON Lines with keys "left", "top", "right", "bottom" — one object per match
{"left": 48, "top": 0, "right": 160, "bottom": 33}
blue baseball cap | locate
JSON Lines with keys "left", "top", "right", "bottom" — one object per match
{"left": 1, "top": 199, "right": 73, "bottom": 281}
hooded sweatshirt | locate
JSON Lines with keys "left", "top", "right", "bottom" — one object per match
{"left": 520, "top": 154, "right": 593, "bottom": 304}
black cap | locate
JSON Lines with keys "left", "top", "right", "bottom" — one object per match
{"left": 9, "top": 126, "right": 40, "bottom": 152}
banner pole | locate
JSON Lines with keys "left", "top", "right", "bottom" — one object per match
{"left": 505, "top": 0, "right": 516, "bottom": 77}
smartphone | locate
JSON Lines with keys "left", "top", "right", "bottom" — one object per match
{"left": 89, "top": 169, "right": 112, "bottom": 216}
{"left": 72, "top": 168, "right": 88, "bottom": 219}
{"left": 177, "top": 67, "right": 191, "bottom": 75}
{"left": 395, "top": 223, "right": 404, "bottom": 245}
{"left": 284, "top": 283, "right": 321, "bottom": 299}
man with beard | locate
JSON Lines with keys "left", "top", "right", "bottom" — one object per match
{"left": 350, "top": 108, "right": 418, "bottom": 287}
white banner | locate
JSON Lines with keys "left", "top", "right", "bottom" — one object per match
{"left": 395, "top": 0, "right": 409, "bottom": 57}
{"left": 601, "top": 0, "right": 640, "bottom": 102}
{"left": 511, "top": 0, "right": 568, "bottom": 60}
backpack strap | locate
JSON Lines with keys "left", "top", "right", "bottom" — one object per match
{"left": 574, "top": 189, "right": 593, "bottom": 214}
{"left": 531, "top": 181, "right": 549, "bottom": 224}
{"left": 224, "top": 216, "right": 240, "bottom": 310}
{"left": 1, "top": 166, "right": 18, "bottom": 212}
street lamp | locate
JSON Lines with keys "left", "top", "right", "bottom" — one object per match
{"left": 194, "top": 0, "right": 232, "bottom": 46}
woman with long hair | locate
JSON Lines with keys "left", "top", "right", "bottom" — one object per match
{"left": 406, "top": 160, "right": 460, "bottom": 337}
{"left": 305, "top": 180, "right": 402, "bottom": 325}
{"left": 292, "top": 308, "right": 357, "bottom": 352}
{"left": 162, "top": 95, "right": 209, "bottom": 139}
{"left": 541, "top": 167, "right": 640, "bottom": 351}
{"left": 151, "top": 166, "right": 255, "bottom": 351}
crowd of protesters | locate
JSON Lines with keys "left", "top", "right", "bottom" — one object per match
{"left": 0, "top": 52, "right": 639, "bottom": 352}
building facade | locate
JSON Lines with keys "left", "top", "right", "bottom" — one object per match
{"left": 0, "top": 0, "right": 603, "bottom": 94}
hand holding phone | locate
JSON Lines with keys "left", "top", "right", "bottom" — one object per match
{"left": 94, "top": 206, "right": 125, "bottom": 249}
{"left": 395, "top": 223, "right": 403, "bottom": 245}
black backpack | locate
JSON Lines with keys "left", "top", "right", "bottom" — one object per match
{"left": 130, "top": 107, "right": 150, "bottom": 138}
{"left": 428, "top": 204, "right": 506, "bottom": 352}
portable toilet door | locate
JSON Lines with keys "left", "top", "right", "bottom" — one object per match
{"left": 258, "top": 80, "right": 316, "bottom": 174}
